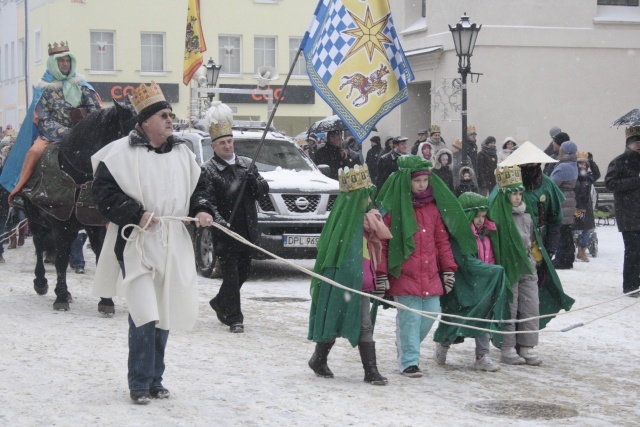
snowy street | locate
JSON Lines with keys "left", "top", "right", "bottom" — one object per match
{"left": 0, "top": 224, "right": 638, "bottom": 426}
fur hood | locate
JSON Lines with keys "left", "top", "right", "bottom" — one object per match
{"left": 433, "top": 148, "right": 453, "bottom": 170}
{"left": 458, "top": 165, "right": 476, "bottom": 180}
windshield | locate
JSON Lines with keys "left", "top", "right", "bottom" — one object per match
{"left": 202, "top": 138, "right": 315, "bottom": 172}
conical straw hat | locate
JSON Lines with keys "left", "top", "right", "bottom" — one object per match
{"left": 498, "top": 141, "right": 558, "bottom": 167}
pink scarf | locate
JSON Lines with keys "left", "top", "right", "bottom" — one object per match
{"left": 412, "top": 187, "right": 435, "bottom": 208}
{"left": 363, "top": 209, "right": 392, "bottom": 268}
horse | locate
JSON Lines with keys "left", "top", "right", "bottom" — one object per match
{"left": 21, "top": 100, "right": 137, "bottom": 313}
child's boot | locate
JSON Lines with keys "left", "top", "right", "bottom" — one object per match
{"left": 308, "top": 341, "right": 335, "bottom": 378}
{"left": 577, "top": 247, "right": 589, "bottom": 262}
{"left": 500, "top": 347, "right": 526, "bottom": 365}
{"left": 358, "top": 341, "right": 388, "bottom": 385}
{"left": 517, "top": 346, "right": 542, "bottom": 366}
{"left": 434, "top": 342, "right": 450, "bottom": 365}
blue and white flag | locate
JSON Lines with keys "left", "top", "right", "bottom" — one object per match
{"left": 301, "top": 0, "right": 414, "bottom": 143}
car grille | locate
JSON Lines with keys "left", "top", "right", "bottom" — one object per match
{"left": 327, "top": 195, "right": 337, "bottom": 211}
{"left": 282, "top": 194, "right": 320, "bottom": 213}
{"left": 257, "top": 195, "right": 276, "bottom": 212}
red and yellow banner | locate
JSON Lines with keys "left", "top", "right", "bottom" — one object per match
{"left": 183, "top": 0, "right": 207, "bottom": 85}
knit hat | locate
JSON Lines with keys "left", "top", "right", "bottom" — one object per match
{"left": 204, "top": 101, "right": 234, "bottom": 142}
{"left": 549, "top": 126, "right": 562, "bottom": 138}
{"left": 458, "top": 192, "right": 489, "bottom": 223}
{"left": 560, "top": 140, "right": 578, "bottom": 155}
{"left": 452, "top": 139, "right": 463, "bottom": 150}
{"left": 129, "top": 81, "right": 172, "bottom": 125}
{"left": 626, "top": 125, "right": 640, "bottom": 145}
{"left": 370, "top": 135, "right": 381, "bottom": 144}
{"left": 553, "top": 132, "right": 570, "bottom": 145}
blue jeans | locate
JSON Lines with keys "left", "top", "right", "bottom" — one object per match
{"left": 118, "top": 260, "right": 170, "bottom": 391}
{"left": 394, "top": 295, "right": 440, "bottom": 371}
{"left": 576, "top": 229, "right": 593, "bottom": 249}
{"left": 69, "top": 232, "right": 87, "bottom": 268}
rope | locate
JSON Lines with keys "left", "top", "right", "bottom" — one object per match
{"left": 0, "top": 218, "right": 29, "bottom": 246}
{"left": 122, "top": 215, "right": 640, "bottom": 336}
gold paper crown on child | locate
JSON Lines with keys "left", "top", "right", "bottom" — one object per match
{"left": 495, "top": 165, "right": 524, "bottom": 190}
{"left": 48, "top": 41, "right": 70, "bottom": 56}
{"left": 430, "top": 124, "right": 441, "bottom": 133}
{"left": 577, "top": 151, "right": 589, "bottom": 162}
{"left": 467, "top": 124, "right": 477, "bottom": 134}
{"left": 626, "top": 126, "right": 640, "bottom": 141}
{"left": 338, "top": 165, "right": 372, "bottom": 193}
{"left": 129, "top": 81, "right": 166, "bottom": 114}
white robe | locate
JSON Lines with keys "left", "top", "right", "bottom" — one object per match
{"left": 91, "top": 136, "right": 201, "bottom": 330}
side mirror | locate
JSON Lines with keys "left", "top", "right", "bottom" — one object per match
{"left": 317, "top": 164, "right": 331, "bottom": 177}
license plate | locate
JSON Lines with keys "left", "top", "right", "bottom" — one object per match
{"left": 283, "top": 234, "right": 321, "bottom": 247}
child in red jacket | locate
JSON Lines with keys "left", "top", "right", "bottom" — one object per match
{"left": 376, "top": 155, "right": 460, "bottom": 378}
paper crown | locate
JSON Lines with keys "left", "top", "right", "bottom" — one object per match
{"left": 205, "top": 101, "right": 234, "bottom": 142}
{"left": 495, "top": 165, "right": 524, "bottom": 190}
{"left": 48, "top": 41, "right": 70, "bottom": 56}
{"left": 129, "top": 81, "right": 166, "bottom": 114}
{"left": 338, "top": 165, "right": 371, "bottom": 192}
{"left": 467, "top": 125, "right": 477, "bottom": 134}
{"left": 452, "top": 139, "right": 462, "bottom": 150}
{"left": 430, "top": 124, "right": 441, "bottom": 133}
{"left": 626, "top": 126, "right": 640, "bottom": 142}
{"left": 577, "top": 151, "right": 589, "bottom": 162}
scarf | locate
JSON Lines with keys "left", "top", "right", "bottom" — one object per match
{"left": 481, "top": 144, "right": 497, "bottom": 156}
{"left": 47, "top": 52, "right": 82, "bottom": 108}
{"left": 363, "top": 209, "right": 393, "bottom": 269}
{"left": 412, "top": 187, "right": 434, "bottom": 207}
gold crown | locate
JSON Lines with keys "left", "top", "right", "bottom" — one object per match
{"left": 430, "top": 124, "right": 441, "bottom": 134}
{"left": 48, "top": 41, "right": 70, "bottom": 56}
{"left": 452, "top": 138, "right": 462, "bottom": 149}
{"left": 467, "top": 124, "right": 477, "bottom": 134}
{"left": 210, "top": 120, "right": 233, "bottom": 142}
{"left": 495, "top": 165, "right": 523, "bottom": 190}
{"left": 577, "top": 151, "right": 589, "bottom": 162}
{"left": 626, "top": 125, "right": 640, "bottom": 141}
{"left": 338, "top": 165, "right": 371, "bottom": 192}
{"left": 129, "top": 81, "right": 166, "bottom": 114}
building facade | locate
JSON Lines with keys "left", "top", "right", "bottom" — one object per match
{"left": 378, "top": 0, "right": 640, "bottom": 172}
{"left": 3, "top": 0, "right": 332, "bottom": 137}
{"left": 0, "top": 0, "right": 28, "bottom": 133}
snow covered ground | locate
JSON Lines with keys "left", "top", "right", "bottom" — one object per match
{"left": 0, "top": 224, "right": 638, "bottom": 426}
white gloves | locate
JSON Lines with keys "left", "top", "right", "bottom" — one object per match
{"left": 442, "top": 272, "right": 455, "bottom": 294}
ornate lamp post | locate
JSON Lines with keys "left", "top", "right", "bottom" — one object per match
{"left": 204, "top": 57, "right": 222, "bottom": 102}
{"left": 449, "top": 13, "right": 481, "bottom": 167}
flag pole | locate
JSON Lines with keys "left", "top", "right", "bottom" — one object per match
{"left": 228, "top": 47, "right": 303, "bottom": 225}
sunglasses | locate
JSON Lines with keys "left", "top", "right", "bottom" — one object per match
{"left": 154, "top": 112, "right": 176, "bottom": 120}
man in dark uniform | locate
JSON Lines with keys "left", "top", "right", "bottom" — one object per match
{"left": 314, "top": 130, "right": 343, "bottom": 180}
{"left": 377, "top": 136, "right": 408, "bottom": 188}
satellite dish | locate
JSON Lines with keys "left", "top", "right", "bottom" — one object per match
{"left": 257, "top": 66, "right": 279, "bottom": 88}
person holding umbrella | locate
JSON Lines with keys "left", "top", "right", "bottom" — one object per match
{"left": 314, "top": 130, "right": 343, "bottom": 180}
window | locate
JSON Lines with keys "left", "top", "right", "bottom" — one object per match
{"left": 11, "top": 42, "right": 15, "bottom": 78}
{"left": 219, "top": 35, "right": 241, "bottom": 74}
{"left": 598, "top": 0, "right": 639, "bottom": 5}
{"left": 90, "top": 31, "right": 115, "bottom": 71}
{"left": 4, "top": 44, "right": 9, "bottom": 79}
{"left": 0, "top": 47, "right": 3, "bottom": 80}
{"left": 254, "top": 36, "right": 276, "bottom": 74}
{"left": 141, "top": 32, "right": 165, "bottom": 72}
{"left": 18, "top": 39, "right": 25, "bottom": 77}
{"left": 289, "top": 37, "right": 306, "bottom": 76}
{"left": 34, "top": 29, "right": 42, "bottom": 63}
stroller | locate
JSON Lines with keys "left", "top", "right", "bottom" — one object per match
{"left": 573, "top": 229, "right": 598, "bottom": 258}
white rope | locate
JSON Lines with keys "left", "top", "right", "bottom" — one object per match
{"left": 0, "top": 218, "right": 29, "bottom": 246}
{"left": 126, "top": 215, "right": 640, "bottom": 336}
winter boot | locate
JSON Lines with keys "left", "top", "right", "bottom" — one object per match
{"left": 308, "top": 341, "right": 335, "bottom": 378}
{"left": 8, "top": 233, "right": 17, "bottom": 249}
{"left": 517, "top": 346, "right": 543, "bottom": 366}
{"left": 500, "top": 347, "right": 526, "bottom": 365}
{"left": 358, "top": 342, "right": 388, "bottom": 385}
{"left": 17, "top": 227, "right": 25, "bottom": 247}
{"left": 434, "top": 342, "right": 450, "bottom": 366}
{"left": 576, "top": 247, "right": 589, "bottom": 262}
{"left": 0, "top": 253, "right": 5, "bottom": 263}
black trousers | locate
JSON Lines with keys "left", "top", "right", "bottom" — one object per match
{"left": 622, "top": 231, "right": 640, "bottom": 293}
{"left": 214, "top": 251, "right": 252, "bottom": 325}
{"left": 554, "top": 224, "right": 575, "bottom": 267}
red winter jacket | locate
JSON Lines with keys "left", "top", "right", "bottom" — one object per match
{"left": 378, "top": 203, "right": 458, "bottom": 298}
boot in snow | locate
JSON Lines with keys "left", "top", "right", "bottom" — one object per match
{"left": 517, "top": 346, "right": 543, "bottom": 366}
{"left": 309, "top": 341, "right": 335, "bottom": 378}
{"left": 358, "top": 342, "right": 388, "bottom": 385}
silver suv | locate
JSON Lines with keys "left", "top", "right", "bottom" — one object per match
{"left": 193, "top": 128, "right": 339, "bottom": 277}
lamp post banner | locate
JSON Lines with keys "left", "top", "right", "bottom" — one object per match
{"left": 300, "top": 0, "right": 414, "bottom": 142}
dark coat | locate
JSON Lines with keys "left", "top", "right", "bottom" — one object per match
{"left": 377, "top": 149, "right": 401, "bottom": 188}
{"left": 314, "top": 143, "right": 342, "bottom": 180}
{"left": 477, "top": 146, "right": 497, "bottom": 194}
{"left": 432, "top": 148, "right": 455, "bottom": 192}
{"left": 550, "top": 152, "right": 578, "bottom": 226}
{"left": 195, "top": 153, "right": 269, "bottom": 251}
{"left": 605, "top": 148, "right": 640, "bottom": 232}
{"left": 365, "top": 144, "right": 382, "bottom": 185}
{"left": 573, "top": 172, "right": 595, "bottom": 231}
{"left": 543, "top": 142, "right": 559, "bottom": 176}
{"left": 464, "top": 138, "right": 478, "bottom": 171}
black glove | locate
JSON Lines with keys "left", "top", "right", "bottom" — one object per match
{"left": 213, "top": 212, "right": 230, "bottom": 229}
{"left": 442, "top": 272, "right": 455, "bottom": 294}
{"left": 588, "top": 152, "right": 593, "bottom": 162}
{"left": 373, "top": 275, "right": 389, "bottom": 296}
{"left": 246, "top": 172, "right": 260, "bottom": 194}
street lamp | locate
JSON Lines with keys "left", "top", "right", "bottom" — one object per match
{"left": 204, "top": 57, "right": 222, "bottom": 102}
{"left": 449, "top": 13, "right": 481, "bottom": 167}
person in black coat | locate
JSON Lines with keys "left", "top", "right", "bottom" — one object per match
{"left": 477, "top": 136, "right": 497, "bottom": 196}
{"left": 376, "top": 136, "right": 408, "bottom": 188}
{"left": 573, "top": 152, "right": 600, "bottom": 262}
{"left": 410, "top": 129, "right": 429, "bottom": 155}
{"left": 194, "top": 108, "right": 270, "bottom": 331}
{"left": 314, "top": 130, "right": 343, "bottom": 180}
{"left": 431, "top": 148, "right": 454, "bottom": 192}
{"left": 365, "top": 136, "right": 382, "bottom": 185}
{"left": 455, "top": 165, "right": 478, "bottom": 196}
{"left": 605, "top": 125, "right": 640, "bottom": 297}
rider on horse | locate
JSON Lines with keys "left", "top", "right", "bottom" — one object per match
{"left": 2, "top": 41, "right": 101, "bottom": 204}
